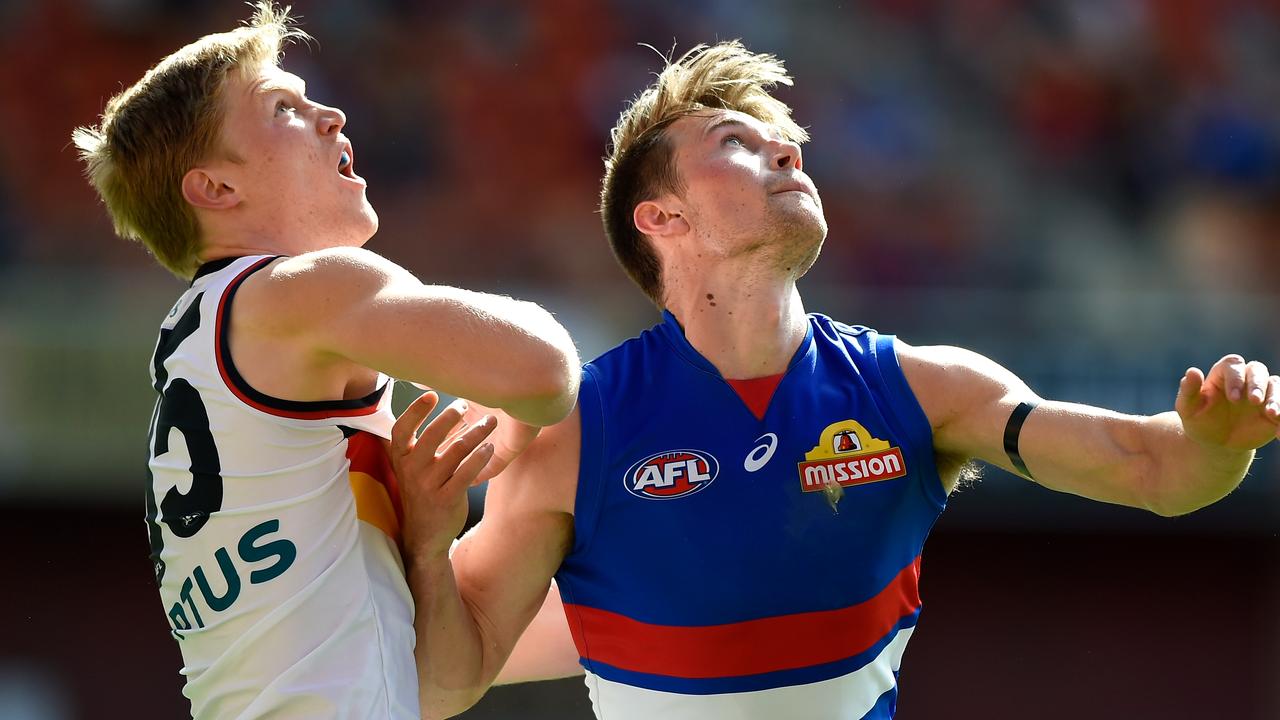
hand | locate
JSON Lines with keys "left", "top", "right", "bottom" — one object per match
{"left": 447, "top": 400, "right": 542, "bottom": 484}
{"left": 1176, "top": 355, "right": 1280, "bottom": 452}
{"left": 391, "top": 391, "right": 496, "bottom": 561}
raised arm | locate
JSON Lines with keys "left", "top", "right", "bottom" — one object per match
{"left": 391, "top": 394, "right": 581, "bottom": 719}
{"left": 897, "top": 343, "right": 1279, "bottom": 516}
{"left": 238, "top": 246, "right": 579, "bottom": 426}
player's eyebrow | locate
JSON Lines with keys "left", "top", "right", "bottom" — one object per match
{"left": 702, "top": 115, "right": 784, "bottom": 143}
{"left": 250, "top": 74, "right": 307, "bottom": 99}
{"left": 703, "top": 116, "right": 751, "bottom": 139}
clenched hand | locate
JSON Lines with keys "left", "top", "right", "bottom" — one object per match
{"left": 1176, "top": 355, "right": 1280, "bottom": 452}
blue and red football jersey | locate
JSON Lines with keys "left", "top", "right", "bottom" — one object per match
{"left": 554, "top": 311, "right": 947, "bottom": 719}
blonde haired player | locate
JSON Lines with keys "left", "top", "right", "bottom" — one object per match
{"left": 394, "top": 42, "right": 1280, "bottom": 719}
{"left": 73, "top": 3, "right": 577, "bottom": 717}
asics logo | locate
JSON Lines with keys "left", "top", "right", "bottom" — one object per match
{"left": 743, "top": 433, "right": 779, "bottom": 473}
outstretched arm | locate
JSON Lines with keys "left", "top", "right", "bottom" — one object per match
{"left": 898, "top": 344, "right": 1278, "bottom": 515}
{"left": 237, "top": 247, "right": 579, "bottom": 426}
{"left": 392, "top": 394, "right": 581, "bottom": 719}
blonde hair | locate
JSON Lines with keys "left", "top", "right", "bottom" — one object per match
{"left": 599, "top": 41, "right": 808, "bottom": 306}
{"left": 71, "top": 3, "right": 308, "bottom": 278}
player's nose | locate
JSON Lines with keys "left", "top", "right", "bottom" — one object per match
{"left": 316, "top": 103, "right": 346, "bottom": 136}
{"left": 771, "top": 138, "right": 802, "bottom": 171}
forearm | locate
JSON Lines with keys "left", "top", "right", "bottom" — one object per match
{"left": 494, "top": 580, "right": 584, "bottom": 685}
{"left": 1016, "top": 406, "right": 1254, "bottom": 516}
{"left": 339, "top": 284, "right": 580, "bottom": 426}
{"left": 407, "top": 552, "right": 493, "bottom": 719}
{"left": 1139, "top": 411, "right": 1255, "bottom": 516}
{"left": 444, "top": 291, "right": 579, "bottom": 426}
{"left": 402, "top": 289, "right": 578, "bottom": 426}
{"left": 903, "top": 344, "right": 1273, "bottom": 517}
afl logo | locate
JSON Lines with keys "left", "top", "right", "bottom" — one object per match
{"left": 624, "top": 450, "right": 720, "bottom": 500}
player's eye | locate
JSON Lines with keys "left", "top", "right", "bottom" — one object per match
{"left": 723, "top": 134, "right": 744, "bottom": 147}
{"left": 275, "top": 100, "right": 295, "bottom": 116}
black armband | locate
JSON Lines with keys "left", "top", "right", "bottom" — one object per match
{"left": 1003, "top": 400, "right": 1039, "bottom": 480}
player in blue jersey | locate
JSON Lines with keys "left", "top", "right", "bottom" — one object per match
{"left": 392, "top": 42, "right": 1280, "bottom": 720}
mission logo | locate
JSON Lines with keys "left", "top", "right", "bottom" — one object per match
{"left": 624, "top": 449, "right": 720, "bottom": 500}
{"left": 797, "top": 419, "right": 906, "bottom": 492}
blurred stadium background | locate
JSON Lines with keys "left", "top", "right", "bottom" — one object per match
{"left": 2, "top": 0, "right": 1277, "bottom": 718}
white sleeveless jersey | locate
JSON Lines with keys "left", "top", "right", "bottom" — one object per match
{"left": 144, "top": 255, "right": 417, "bottom": 719}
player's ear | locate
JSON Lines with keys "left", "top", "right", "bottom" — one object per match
{"left": 634, "top": 197, "right": 689, "bottom": 239}
{"left": 182, "top": 166, "right": 242, "bottom": 211}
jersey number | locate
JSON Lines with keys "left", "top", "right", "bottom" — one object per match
{"left": 154, "top": 377, "right": 223, "bottom": 538}
{"left": 146, "top": 296, "right": 224, "bottom": 582}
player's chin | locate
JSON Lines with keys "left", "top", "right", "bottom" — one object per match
{"left": 780, "top": 206, "right": 828, "bottom": 243}
{"left": 769, "top": 216, "right": 826, "bottom": 276}
{"left": 334, "top": 205, "right": 378, "bottom": 247}
{"left": 353, "top": 202, "right": 379, "bottom": 237}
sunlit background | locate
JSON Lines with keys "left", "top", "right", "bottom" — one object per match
{"left": 2, "top": 1, "right": 1277, "bottom": 718}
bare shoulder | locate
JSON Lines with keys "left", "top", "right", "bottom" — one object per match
{"left": 234, "top": 247, "right": 410, "bottom": 335}
{"left": 486, "top": 405, "right": 582, "bottom": 519}
{"left": 895, "top": 342, "right": 1013, "bottom": 379}
{"left": 257, "top": 246, "right": 411, "bottom": 302}
{"left": 273, "top": 245, "right": 406, "bottom": 276}
{"left": 894, "top": 341, "right": 1028, "bottom": 430}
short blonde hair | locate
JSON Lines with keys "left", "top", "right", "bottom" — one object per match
{"left": 72, "top": 3, "right": 308, "bottom": 278}
{"left": 600, "top": 41, "right": 808, "bottom": 306}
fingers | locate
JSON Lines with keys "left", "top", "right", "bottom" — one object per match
{"left": 1175, "top": 367, "right": 1205, "bottom": 418}
{"left": 1207, "top": 354, "right": 1247, "bottom": 402}
{"left": 1265, "top": 375, "right": 1280, "bottom": 421}
{"left": 450, "top": 439, "right": 497, "bottom": 491}
{"left": 435, "top": 416, "right": 496, "bottom": 493}
{"left": 391, "top": 391, "right": 439, "bottom": 455}
{"left": 1191, "top": 355, "right": 1280, "bottom": 427}
{"left": 442, "top": 403, "right": 484, "bottom": 448}
{"left": 437, "top": 415, "right": 497, "bottom": 476}
{"left": 1243, "top": 361, "right": 1269, "bottom": 405}
{"left": 417, "top": 399, "right": 472, "bottom": 455}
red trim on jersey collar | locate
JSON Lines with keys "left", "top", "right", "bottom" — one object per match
{"left": 725, "top": 373, "right": 784, "bottom": 421}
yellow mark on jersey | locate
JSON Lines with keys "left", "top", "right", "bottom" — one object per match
{"left": 350, "top": 471, "right": 400, "bottom": 540}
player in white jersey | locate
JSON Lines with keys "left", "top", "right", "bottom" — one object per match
{"left": 73, "top": 4, "right": 579, "bottom": 717}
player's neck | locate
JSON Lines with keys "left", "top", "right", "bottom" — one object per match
{"left": 197, "top": 225, "right": 362, "bottom": 264}
{"left": 197, "top": 224, "right": 296, "bottom": 263}
{"left": 198, "top": 243, "right": 283, "bottom": 264}
{"left": 664, "top": 263, "right": 807, "bottom": 380}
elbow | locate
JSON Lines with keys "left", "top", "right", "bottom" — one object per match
{"left": 1144, "top": 498, "right": 1189, "bottom": 519}
{"left": 509, "top": 370, "right": 578, "bottom": 427}
{"left": 532, "top": 337, "right": 580, "bottom": 413}
{"left": 421, "top": 689, "right": 485, "bottom": 720}
{"left": 1135, "top": 458, "right": 1209, "bottom": 518}
{"left": 510, "top": 307, "right": 580, "bottom": 425}
{"left": 1132, "top": 455, "right": 1178, "bottom": 517}
{"left": 1147, "top": 494, "right": 1219, "bottom": 518}
{"left": 421, "top": 661, "right": 490, "bottom": 718}
{"left": 486, "top": 355, "right": 578, "bottom": 427}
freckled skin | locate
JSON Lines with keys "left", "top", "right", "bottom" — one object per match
{"left": 208, "top": 63, "right": 377, "bottom": 252}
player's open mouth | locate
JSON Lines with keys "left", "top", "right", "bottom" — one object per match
{"left": 337, "top": 143, "right": 357, "bottom": 179}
